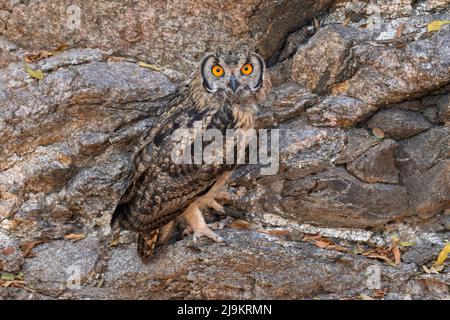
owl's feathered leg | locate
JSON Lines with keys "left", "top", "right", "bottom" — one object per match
{"left": 183, "top": 171, "right": 232, "bottom": 241}
{"left": 158, "top": 220, "right": 175, "bottom": 244}
{"left": 195, "top": 171, "right": 231, "bottom": 213}
{"left": 137, "top": 221, "right": 175, "bottom": 263}
{"left": 183, "top": 203, "right": 224, "bottom": 243}
{"left": 137, "top": 229, "right": 159, "bottom": 263}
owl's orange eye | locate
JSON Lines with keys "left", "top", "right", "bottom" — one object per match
{"left": 241, "top": 63, "right": 253, "bottom": 75}
{"left": 211, "top": 65, "right": 224, "bottom": 77}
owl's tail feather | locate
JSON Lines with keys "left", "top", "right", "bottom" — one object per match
{"left": 137, "top": 229, "right": 160, "bottom": 263}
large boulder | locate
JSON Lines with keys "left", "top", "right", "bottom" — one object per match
{"left": 0, "top": 0, "right": 333, "bottom": 74}
{"left": 8, "top": 229, "right": 449, "bottom": 299}
{"left": 0, "top": 49, "right": 178, "bottom": 239}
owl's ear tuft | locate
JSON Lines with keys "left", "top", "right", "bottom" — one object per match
{"left": 200, "top": 53, "right": 216, "bottom": 92}
{"left": 250, "top": 52, "right": 266, "bottom": 91}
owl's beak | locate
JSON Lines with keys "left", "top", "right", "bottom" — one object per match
{"left": 228, "top": 75, "right": 239, "bottom": 94}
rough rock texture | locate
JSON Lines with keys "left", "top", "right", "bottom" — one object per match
{"left": 306, "top": 95, "right": 376, "bottom": 128}
{"left": 347, "top": 139, "right": 399, "bottom": 184}
{"left": 0, "top": 0, "right": 333, "bottom": 73}
{"left": 368, "top": 109, "right": 432, "bottom": 139}
{"left": 291, "top": 25, "right": 370, "bottom": 94}
{"left": 0, "top": 0, "right": 449, "bottom": 300}
{"left": 0, "top": 229, "right": 447, "bottom": 300}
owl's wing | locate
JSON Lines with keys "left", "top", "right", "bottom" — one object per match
{"left": 116, "top": 87, "right": 189, "bottom": 204}
{"left": 112, "top": 87, "right": 231, "bottom": 231}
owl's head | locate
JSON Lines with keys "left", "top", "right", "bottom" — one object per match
{"left": 198, "top": 47, "right": 270, "bottom": 104}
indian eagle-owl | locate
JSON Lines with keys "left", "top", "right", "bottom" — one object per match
{"left": 111, "top": 48, "right": 271, "bottom": 261}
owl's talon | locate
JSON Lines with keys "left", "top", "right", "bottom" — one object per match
{"left": 216, "top": 190, "right": 232, "bottom": 200}
{"left": 208, "top": 199, "right": 225, "bottom": 213}
{"left": 192, "top": 227, "right": 224, "bottom": 243}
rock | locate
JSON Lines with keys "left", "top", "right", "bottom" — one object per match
{"left": 396, "top": 127, "right": 450, "bottom": 218}
{"left": 22, "top": 238, "right": 100, "bottom": 295}
{"left": 344, "top": 28, "right": 450, "bottom": 105}
{"left": 423, "top": 106, "right": 440, "bottom": 123}
{"left": 335, "top": 128, "right": 379, "bottom": 164}
{"left": 415, "top": 0, "right": 450, "bottom": 12}
{"left": 398, "top": 127, "right": 449, "bottom": 171}
{"left": 306, "top": 95, "right": 376, "bottom": 128}
{"left": 437, "top": 94, "right": 450, "bottom": 124}
{"left": 441, "top": 213, "right": 450, "bottom": 231}
{"left": 324, "top": 0, "right": 414, "bottom": 27}
{"left": 292, "top": 21, "right": 450, "bottom": 106}
{"left": 0, "top": 228, "right": 441, "bottom": 299}
{"left": 279, "top": 167, "right": 409, "bottom": 228}
{"left": 0, "top": 49, "right": 178, "bottom": 239}
{"left": 268, "top": 58, "right": 293, "bottom": 87}
{"left": 0, "top": 0, "right": 334, "bottom": 74}
{"left": 257, "top": 83, "right": 318, "bottom": 127}
{"left": 0, "top": 230, "right": 24, "bottom": 272}
{"left": 291, "top": 25, "right": 370, "bottom": 94}
{"left": 347, "top": 139, "right": 399, "bottom": 184}
{"left": 368, "top": 109, "right": 432, "bottom": 139}
{"left": 278, "top": 27, "right": 313, "bottom": 61}
{"left": 402, "top": 240, "right": 442, "bottom": 266}
{"left": 0, "top": 37, "right": 19, "bottom": 68}
{"left": 232, "top": 163, "right": 410, "bottom": 229}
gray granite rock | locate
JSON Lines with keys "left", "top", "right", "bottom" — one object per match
{"left": 368, "top": 109, "right": 432, "bottom": 139}
{"left": 347, "top": 139, "right": 399, "bottom": 184}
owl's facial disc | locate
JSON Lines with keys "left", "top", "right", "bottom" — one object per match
{"left": 200, "top": 51, "right": 266, "bottom": 102}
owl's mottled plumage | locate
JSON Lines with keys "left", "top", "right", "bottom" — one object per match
{"left": 111, "top": 47, "right": 271, "bottom": 261}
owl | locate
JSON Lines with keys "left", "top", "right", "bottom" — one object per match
{"left": 111, "top": 47, "right": 271, "bottom": 262}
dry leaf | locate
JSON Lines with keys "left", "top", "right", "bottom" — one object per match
{"left": 433, "top": 243, "right": 450, "bottom": 266}
{"left": 422, "top": 265, "right": 431, "bottom": 274}
{"left": 303, "top": 234, "right": 322, "bottom": 242}
{"left": 64, "top": 233, "right": 86, "bottom": 241}
{"left": 315, "top": 239, "right": 334, "bottom": 248}
{"left": 57, "top": 154, "right": 72, "bottom": 166}
{"left": 24, "top": 51, "right": 53, "bottom": 63}
{"left": 107, "top": 56, "right": 128, "bottom": 62}
{"left": 229, "top": 219, "right": 253, "bottom": 230}
{"left": 362, "top": 245, "right": 397, "bottom": 266}
{"left": 395, "top": 23, "right": 405, "bottom": 38}
{"left": 342, "top": 17, "right": 351, "bottom": 27}
{"left": 109, "top": 236, "right": 120, "bottom": 247}
{"left": 427, "top": 20, "right": 450, "bottom": 32}
{"left": 359, "top": 293, "right": 375, "bottom": 300}
{"left": 2, "top": 247, "right": 15, "bottom": 255}
{"left": 303, "top": 234, "right": 351, "bottom": 253}
{"left": 24, "top": 64, "right": 44, "bottom": 80}
{"left": 257, "top": 228, "right": 290, "bottom": 236}
{"left": 313, "top": 17, "right": 320, "bottom": 30}
{"left": 138, "top": 61, "right": 163, "bottom": 71}
{"left": 54, "top": 43, "right": 71, "bottom": 52}
{"left": 1, "top": 273, "right": 15, "bottom": 281}
{"left": 97, "top": 278, "right": 104, "bottom": 288}
{"left": 1, "top": 280, "right": 26, "bottom": 288}
{"left": 433, "top": 264, "right": 444, "bottom": 272}
{"left": 20, "top": 240, "right": 45, "bottom": 258}
{"left": 372, "top": 127, "right": 385, "bottom": 139}
{"left": 398, "top": 241, "right": 415, "bottom": 247}
{"left": 372, "top": 288, "right": 388, "bottom": 299}
{"left": 331, "top": 81, "right": 349, "bottom": 95}
{"left": 392, "top": 246, "right": 401, "bottom": 265}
